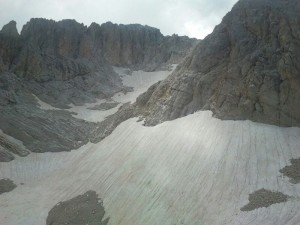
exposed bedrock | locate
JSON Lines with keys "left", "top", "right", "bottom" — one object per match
{"left": 0, "top": 18, "right": 197, "bottom": 80}
{"left": 1, "top": 0, "right": 299, "bottom": 164}
{"left": 46, "top": 191, "right": 109, "bottom": 225}
{"left": 0, "top": 179, "right": 17, "bottom": 195}
{"left": 97, "top": 22, "right": 198, "bottom": 71}
{"left": 135, "top": 0, "right": 300, "bottom": 127}
{"left": 0, "top": 19, "right": 196, "bottom": 159}
{"left": 0, "top": 19, "right": 124, "bottom": 107}
{"left": 241, "top": 189, "right": 289, "bottom": 211}
{"left": 0, "top": 72, "right": 99, "bottom": 160}
{"left": 0, "top": 18, "right": 196, "bottom": 107}
{"left": 280, "top": 158, "right": 300, "bottom": 184}
{"left": 0, "top": 131, "right": 29, "bottom": 162}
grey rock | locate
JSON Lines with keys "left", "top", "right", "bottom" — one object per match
{"left": 241, "top": 188, "right": 289, "bottom": 211}
{"left": 91, "top": 103, "right": 137, "bottom": 143}
{"left": 46, "top": 191, "right": 109, "bottom": 225}
{"left": 0, "top": 21, "right": 20, "bottom": 73}
{"left": 280, "top": 158, "right": 300, "bottom": 184}
{"left": 0, "top": 133, "right": 29, "bottom": 157}
{"left": 10, "top": 19, "right": 123, "bottom": 106}
{"left": 135, "top": 0, "right": 300, "bottom": 127}
{"left": 0, "top": 18, "right": 196, "bottom": 108}
{"left": 88, "top": 102, "right": 119, "bottom": 111}
{"left": 0, "top": 21, "right": 19, "bottom": 37}
{"left": 0, "top": 18, "right": 197, "bottom": 161}
{"left": 97, "top": 22, "right": 198, "bottom": 71}
{"left": 0, "top": 179, "right": 17, "bottom": 195}
{"left": 0, "top": 18, "right": 193, "bottom": 164}
{"left": 0, "top": 73, "right": 99, "bottom": 155}
{"left": 0, "top": 105, "right": 98, "bottom": 153}
{"left": 0, "top": 146, "right": 15, "bottom": 162}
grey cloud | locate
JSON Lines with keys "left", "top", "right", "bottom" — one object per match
{"left": 0, "top": 0, "right": 238, "bottom": 39}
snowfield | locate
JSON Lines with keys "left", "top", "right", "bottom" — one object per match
{"left": 33, "top": 66, "right": 174, "bottom": 123}
{"left": 1, "top": 67, "right": 300, "bottom": 225}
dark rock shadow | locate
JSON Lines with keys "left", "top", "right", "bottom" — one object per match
{"left": 0, "top": 179, "right": 17, "bottom": 195}
{"left": 280, "top": 158, "right": 300, "bottom": 184}
{"left": 241, "top": 189, "right": 289, "bottom": 211}
{"left": 46, "top": 190, "right": 109, "bottom": 225}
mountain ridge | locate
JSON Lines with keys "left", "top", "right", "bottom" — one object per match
{"left": 1, "top": 18, "right": 198, "bottom": 79}
{"left": 134, "top": 0, "right": 300, "bottom": 127}
{"left": 0, "top": 18, "right": 197, "bottom": 161}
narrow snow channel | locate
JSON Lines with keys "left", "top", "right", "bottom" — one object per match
{"left": 33, "top": 66, "right": 175, "bottom": 123}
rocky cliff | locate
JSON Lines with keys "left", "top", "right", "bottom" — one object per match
{"left": 136, "top": 0, "right": 300, "bottom": 127}
{"left": 0, "top": 19, "right": 124, "bottom": 107}
{"left": 0, "top": 19, "right": 197, "bottom": 106}
{"left": 0, "top": 19, "right": 196, "bottom": 161}
{"left": 1, "top": 19, "right": 197, "bottom": 81}
{"left": 0, "top": 21, "right": 20, "bottom": 73}
{"left": 97, "top": 22, "right": 197, "bottom": 70}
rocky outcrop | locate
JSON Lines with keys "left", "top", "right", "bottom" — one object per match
{"left": 0, "top": 72, "right": 100, "bottom": 162}
{"left": 0, "top": 21, "right": 19, "bottom": 38}
{"left": 0, "top": 21, "right": 20, "bottom": 73}
{"left": 14, "top": 19, "right": 119, "bottom": 84}
{"left": 0, "top": 19, "right": 196, "bottom": 160}
{"left": 96, "top": 22, "right": 198, "bottom": 71}
{"left": 240, "top": 189, "right": 289, "bottom": 211}
{"left": 1, "top": 19, "right": 197, "bottom": 81}
{"left": 136, "top": 0, "right": 300, "bottom": 127}
{"left": 280, "top": 158, "right": 300, "bottom": 184}
{"left": 0, "top": 179, "right": 17, "bottom": 195}
{"left": 98, "top": 22, "right": 163, "bottom": 68}
{"left": 0, "top": 130, "right": 30, "bottom": 162}
{"left": 0, "top": 19, "right": 123, "bottom": 107}
{"left": 0, "top": 19, "right": 197, "bottom": 106}
{"left": 46, "top": 191, "right": 109, "bottom": 225}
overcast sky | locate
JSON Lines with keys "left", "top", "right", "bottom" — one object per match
{"left": 0, "top": 0, "right": 238, "bottom": 39}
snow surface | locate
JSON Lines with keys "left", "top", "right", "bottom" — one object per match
{"left": 1, "top": 111, "right": 300, "bottom": 225}
{"left": 112, "top": 65, "right": 176, "bottom": 104}
{"left": 1, "top": 65, "right": 300, "bottom": 225}
{"left": 66, "top": 99, "right": 121, "bottom": 123}
{"left": 34, "top": 66, "right": 174, "bottom": 123}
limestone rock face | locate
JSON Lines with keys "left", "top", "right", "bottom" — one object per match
{"left": 0, "top": 130, "right": 30, "bottom": 162}
{"left": 0, "top": 21, "right": 20, "bottom": 73}
{"left": 96, "top": 22, "right": 197, "bottom": 71}
{"left": 1, "top": 19, "right": 196, "bottom": 82}
{"left": 0, "top": 20, "right": 19, "bottom": 37}
{"left": 0, "top": 19, "right": 122, "bottom": 107}
{"left": 0, "top": 19, "right": 196, "bottom": 106}
{"left": 99, "top": 22, "right": 163, "bottom": 67}
{"left": 0, "top": 19, "right": 196, "bottom": 159}
{"left": 136, "top": 0, "right": 300, "bottom": 127}
{"left": 0, "top": 72, "right": 99, "bottom": 162}
{"left": 15, "top": 19, "right": 92, "bottom": 81}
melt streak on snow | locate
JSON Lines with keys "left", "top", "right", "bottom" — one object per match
{"left": 1, "top": 67, "right": 300, "bottom": 225}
